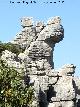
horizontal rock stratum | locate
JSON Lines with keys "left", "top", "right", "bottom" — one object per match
{"left": 1, "top": 16, "right": 80, "bottom": 107}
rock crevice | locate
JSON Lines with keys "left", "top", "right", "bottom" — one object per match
{"left": 1, "top": 16, "right": 80, "bottom": 107}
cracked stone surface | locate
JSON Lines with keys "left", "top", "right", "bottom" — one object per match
{"left": 1, "top": 16, "right": 80, "bottom": 107}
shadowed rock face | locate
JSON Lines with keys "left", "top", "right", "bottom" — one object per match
{"left": 1, "top": 16, "right": 80, "bottom": 107}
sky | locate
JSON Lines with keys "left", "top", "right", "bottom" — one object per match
{"left": 0, "top": 0, "right": 80, "bottom": 76}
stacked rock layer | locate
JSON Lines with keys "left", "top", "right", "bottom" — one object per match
{"left": 1, "top": 16, "right": 80, "bottom": 107}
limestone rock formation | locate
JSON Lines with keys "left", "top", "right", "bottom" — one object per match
{"left": 1, "top": 16, "right": 80, "bottom": 107}
{"left": 1, "top": 50, "right": 25, "bottom": 72}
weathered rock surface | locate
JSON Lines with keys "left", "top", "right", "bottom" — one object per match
{"left": 52, "top": 76, "right": 76, "bottom": 101}
{"left": 48, "top": 101, "right": 75, "bottom": 107}
{"left": 1, "top": 16, "right": 80, "bottom": 107}
{"left": 1, "top": 50, "right": 24, "bottom": 71}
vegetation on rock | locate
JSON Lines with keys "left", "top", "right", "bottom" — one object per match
{"left": 0, "top": 59, "right": 34, "bottom": 107}
{"left": 0, "top": 41, "right": 25, "bottom": 56}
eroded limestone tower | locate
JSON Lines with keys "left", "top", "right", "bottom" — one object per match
{"left": 1, "top": 16, "right": 80, "bottom": 107}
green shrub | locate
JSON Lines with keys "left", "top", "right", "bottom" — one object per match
{"left": 0, "top": 60, "right": 34, "bottom": 107}
{"left": 0, "top": 42, "right": 25, "bottom": 56}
